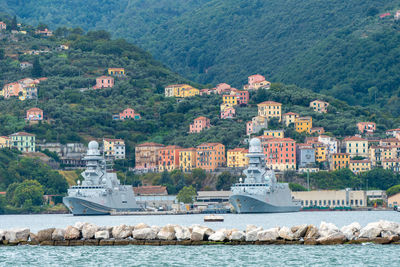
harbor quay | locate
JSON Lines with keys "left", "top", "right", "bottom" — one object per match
{"left": 1, "top": 220, "right": 400, "bottom": 246}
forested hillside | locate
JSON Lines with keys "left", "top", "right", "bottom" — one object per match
{"left": 3, "top": 0, "right": 400, "bottom": 115}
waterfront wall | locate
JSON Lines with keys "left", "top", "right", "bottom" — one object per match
{"left": 1, "top": 220, "right": 400, "bottom": 246}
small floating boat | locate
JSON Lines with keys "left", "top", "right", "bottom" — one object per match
{"left": 204, "top": 215, "right": 224, "bottom": 222}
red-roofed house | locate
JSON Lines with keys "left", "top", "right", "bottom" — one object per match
{"left": 214, "top": 83, "right": 231, "bottom": 94}
{"left": 310, "top": 127, "right": 325, "bottom": 135}
{"left": 310, "top": 100, "right": 329, "bottom": 113}
{"left": 189, "top": 116, "right": 211, "bottom": 133}
{"left": 135, "top": 142, "right": 165, "bottom": 171}
{"left": 282, "top": 112, "right": 299, "bottom": 127}
{"left": 343, "top": 136, "right": 368, "bottom": 158}
{"left": 1, "top": 82, "right": 23, "bottom": 99}
{"left": 35, "top": 28, "right": 53, "bottom": 37}
{"left": 357, "top": 122, "right": 376, "bottom": 134}
{"left": 379, "top": 13, "right": 391, "bottom": 18}
{"left": 386, "top": 128, "right": 400, "bottom": 138}
{"left": 93, "top": 76, "right": 114, "bottom": 89}
{"left": 235, "top": 90, "right": 249, "bottom": 105}
{"left": 114, "top": 108, "right": 141, "bottom": 120}
{"left": 196, "top": 143, "right": 226, "bottom": 171}
{"left": 244, "top": 74, "right": 271, "bottom": 90}
{"left": 227, "top": 148, "right": 249, "bottom": 167}
{"left": 26, "top": 107, "right": 43, "bottom": 121}
{"left": 221, "top": 106, "right": 236, "bottom": 119}
{"left": 158, "top": 145, "right": 182, "bottom": 172}
{"left": 261, "top": 138, "right": 296, "bottom": 171}
{"left": 257, "top": 101, "right": 282, "bottom": 122}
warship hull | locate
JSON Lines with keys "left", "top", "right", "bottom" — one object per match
{"left": 63, "top": 196, "right": 140, "bottom": 216}
{"left": 229, "top": 194, "right": 301, "bottom": 214}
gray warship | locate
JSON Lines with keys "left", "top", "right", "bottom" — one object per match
{"left": 229, "top": 138, "right": 301, "bottom": 213}
{"left": 63, "top": 141, "right": 140, "bottom": 215}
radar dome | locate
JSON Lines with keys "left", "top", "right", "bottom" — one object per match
{"left": 249, "top": 138, "right": 262, "bottom": 153}
{"left": 88, "top": 141, "right": 99, "bottom": 150}
{"left": 87, "top": 140, "right": 100, "bottom": 156}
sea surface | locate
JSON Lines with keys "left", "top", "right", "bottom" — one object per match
{"left": 1, "top": 211, "right": 400, "bottom": 266}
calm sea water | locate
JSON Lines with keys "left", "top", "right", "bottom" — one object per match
{"left": 1, "top": 211, "right": 400, "bottom": 266}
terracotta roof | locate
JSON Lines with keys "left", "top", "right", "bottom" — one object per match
{"left": 136, "top": 142, "right": 164, "bottom": 147}
{"left": 382, "top": 159, "right": 400, "bottom": 162}
{"left": 0, "top": 192, "right": 5, "bottom": 195}
{"left": 197, "top": 142, "right": 224, "bottom": 148}
{"left": 343, "top": 136, "right": 366, "bottom": 141}
{"left": 133, "top": 186, "right": 168, "bottom": 196}
{"left": 350, "top": 160, "right": 370, "bottom": 163}
{"left": 195, "top": 116, "right": 208, "bottom": 120}
{"left": 264, "top": 138, "right": 295, "bottom": 143}
{"left": 257, "top": 101, "right": 282, "bottom": 106}
{"left": 10, "top": 132, "right": 35, "bottom": 137}
{"left": 103, "top": 138, "right": 124, "bottom": 142}
{"left": 386, "top": 129, "right": 400, "bottom": 132}
{"left": 179, "top": 147, "right": 197, "bottom": 151}
{"left": 27, "top": 107, "right": 43, "bottom": 112}
{"left": 381, "top": 138, "right": 400, "bottom": 142}
{"left": 228, "top": 148, "right": 248, "bottom": 153}
{"left": 159, "top": 145, "right": 182, "bottom": 150}
{"left": 311, "top": 99, "right": 329, "bottom": 104}
{"left": 97, "top": 75, "right": 113, "bottom": 79}
{"left": 332, "top": 153, "right": 350, "bottom": 156}
{"left": 283, "top": 112, "right": 299, "bottom": 115}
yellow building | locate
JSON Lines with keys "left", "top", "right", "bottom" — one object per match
{"left": 263, "top": 130, "right": 284, "bottom": 138}
{"left": 222, "top": 95, "right": 237, "bottom": 106}
{"left": 108, "top": 68, "right": 125, "bottom": 76}
{"left": 257, "top": 101, "right": 282, "bottom": 122}
{"left": 0, "top": 136, "right": 11, "bottom": 148}
{"left": 294, "top": 116, "right": 312, "bottom": 133}
{"left": 382, "top": 159, "right": 400, "bottom": 173}
{"left": 227, "top": 148, "right": 249, "bottom": 168}
{"left": 179, "top": 148, "right": 197, "bottom": 172}
{"left": 103, "top": 138, "right": 126, "bottom": 160}
{"left": 313, "top": 143, "right": 327, "bottom": 162}
{"left": 164, "top": 84, "right": 199, "bottom": 98}
{"left": 330, "top": 153, "right": 350, "bottom": 171}
{"left": 344, "top": 136, "right": 368, "bottom": 158}
{"left": 349, "top": 160, "right": 371, "bottom": 174}
{"left": 282, "top": 112, "right": 299, "bottom": 127}
{"left": 310, "top": 100, "right": 329, "bottom": 113}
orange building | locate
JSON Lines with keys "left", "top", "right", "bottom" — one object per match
{"left": 115, "top": 108, "right": 141, "bottom": 120}
{"left": 357, "top": 122, "right": 376, "bottom": 134}
{"left": 26, "top": 108, "right": 43, "bottom": 121}
{"left": 196, "top": 143, "right": 226, "bottom": 171}
{"left": 262, "top": 138, "right": 296, "bottom": 171}
{"left": 330, "top": 153, "right": 350, "bottom": 171}
{"left": 135, "top": 142, "right": 164, "bottom": 171}
{"left": 158, "top": 145, "right": 182, "bottom": 172}
{"left": 2, "top": 82, "right": 23, "bottom": 98}
{"left": 93, "top": 76, "right": 114, "bottom": 89}
{"left": 189, "top": 116, "right": 211, "bottom": 133}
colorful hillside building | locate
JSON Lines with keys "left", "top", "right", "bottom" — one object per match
{"left": 244, "top": 74, "right": 271, "bottom": 90}
{"left": 295, "top": 116, "right": 312, "bottom": 133}
{"left": 221, "top": 106, "right": 236, "bottom": 119}
{"left": 35, "top": 28, "right": 53, "bottom": 37}
{"left": 179, "top": 148, "right": 197, "bottom": 172}
{"left": 164, "top": 84, "right": 199, "bottom": 98}
{"left": 318, "top": 135, "right": 338, "bottom": 155}
{"left": 343, "top": 136, "right": 368, "bottom": 158}
{"left": 262, "top": 138, "right": 296, "bottom": 171}
{"left": 113, "top": 108, "right": 141, "bottom": 120}
{"left": 189, "top": 116, "right": 211, "bottom": 133}
{"left": 103, "top": 138, "right": 125, "bottom": 160}
{"left": 0, "top": 22, "right": 6, "bottom": 30}
{"left": 108, "top": 68, "right": 125, "bottom": 77}
{"left": 349, "top": 160, "right": 371, "bottom": 174}
{"left": 222, "top": 94, "right": 237, "bottom": 106}
{"left": 263, "top": 129, "right": 284, "bottom": 138}
{"left": 26, "top": 107, "right": 43, "bottom": 121}
{"left": 10, "top": 132, "right": 36, "bottom": 152}
{"left": 20, "top": 62, "right": 33, "bottom": 69}
{"left": 257, "top": 101, "right": 282, "bottom": 122}
{"left": 310, "top": 127, "right": 325, "bottom": 135}
{"left": 246, "top": 116, "right": 268, "bottom": 135}
{"left": 135, "top": 142, "right": 165, "bottom": 172}
{"left": 296, "top": 144, "right": 316, "bottom": 168}
{"left": 235, "top": 90, "right": 249, "bottom": 105}
{"left": 227, "top": 148, "right": 249, "bottom": 168}
{"left": 1, "top": 82, "right": 23, "bottom": 99}
{"left": 357, "top": 122, "right": 376, "bottom": 134}
{"left": 93, "top": 76, "right": 114, "bottom": 89}
{"left": 158, "top": 145, "right": 182, "bottom": 172}
{"left": 0, "top": 136, "right": 11, "bottom": 148}
{"left": 196, "top": 143, "right": 226, "bottom": 171}
{"left": 330, "top": 153, "right": 350, "bottom": 170}
{"left": 282, "top": 112, "right": 299, "bottom": 127}
{"left": 382, "top": 159, "right": 400, "bottom": 172}
{"left": 310, "top": 100, "right": 329, "bottom": 113}
{"left": 215, "top": 83, "right": 231, "bottom": 94}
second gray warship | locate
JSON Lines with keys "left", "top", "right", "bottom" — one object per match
{"left": 229, "top": 138, "right": 301, "bottom": 213}
{"left": 63, "top": 141, "right": 140, "bottom": 215}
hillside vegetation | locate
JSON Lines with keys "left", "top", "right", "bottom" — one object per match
{"left": 3, "top": 0, "right": 400, "bottom": 114}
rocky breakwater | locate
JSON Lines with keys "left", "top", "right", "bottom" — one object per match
{"left": 1, "top": 220, "right": 400, "bottom": 246}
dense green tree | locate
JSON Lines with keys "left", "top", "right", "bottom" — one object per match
{"left": 31, "top": 56, "right": 43, "bottom": 77}
{"left": 177, "top": 185, "right": 196, "bottom": 204}
{"left": 387, "top": 184, "right": 400, "bottom": 197}
{"left": 216, "top": 172, "right": 236, "bottom": 190}
{"left": 289, "top": 183, "right": 307, "bottom": 192}
{"left": 360, "top": 168, "right": 400, "bottom": 190}
{"left": 0, "top": 49, "right": 4, "bottom": 60}
{"left": 8, "top": 180, "right": 44, "bottom": 208}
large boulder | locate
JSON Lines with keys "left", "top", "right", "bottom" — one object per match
{"left": 257, "top": 228, "right": 280, "bottom": 242}
{"left": 37, "top": 228, "right": 55, "bottom": 242}
{"left": 5, "top": 228, "right": 30, "bottom": 242}
{"left": 64, "top": 226, "right": 80, "bottom": 240}
{"left": 246, "top": 225, "right": 258, "bottom": 233}
{"left": 340, "top": 222, "right": 361, "bottom": 240}
{"left": 82, "top": 223, "right": 98, "bottom": 239}
{"left": 0, "top": 230, "right": 5, "bottom": 241}
{"left": 134, "top": 223, "right": 150, "bottom": 230}
{"left": 278, "top": 226, "right": 295, "bottom": 240}
{"left": 52, "top": 228, "right": 65, "bottom": 241}
{"left": 292, "top": 224, "right": 308, "bottom": 239}
{"left": 191, "top": 226, "right": 207, "bottom": 241}
{"left": 380, "top": 220, "right": 400, "bottom": 234}
{"left": 74, "top": 222, "right": 86, "bottom": 231}
{"left": 157, "top": 225, "right": 176, "bottom": 240}
{"left": 208, "top": 229, "right": 227, "bottom": 242}
{"left": 319, "top": 221, "right": 339, "bottom": 238}
{"left": 246, "top": 227, "right": 263, "bottom": 242}
{"left": 95, "top": 230, "right": 110, "bottom": 240}
{"left": 359, "top": 222, "right": 382, "bottom": 239}
{"left": 132, "top": 228, "right": 157, "bottom": 240}
{"left": 317, "top": 232, "right": 347, "bottom": 245}
{"left": 304, "top": 225, "right": 319, "bottom": 239}
{"left": 112, "top": 224, "right": 132, "bottom": 239}
{"left": 230, "top": 231, "right": 245, "bottom": 241}
{"left": 174, "top": 226, "right": 191, "bottom": 241}
{"left": 151, "top": 226, "right": 160, "bottom": 235}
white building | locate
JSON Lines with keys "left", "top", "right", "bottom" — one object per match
{"left": 292, "top": 190, "right": 367, "bottom": 208}
{"left": 318, "top": 135, "right": 338, "bottom": 155}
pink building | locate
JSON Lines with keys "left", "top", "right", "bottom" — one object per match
{"left": 35, "top": 28, "right": 53, "bottom": 37}
{"left": 114, "top": 108, "right": 141, "bottom": 120}
{"left": 357, "top": 122, "right": 376, "bottom": 134}
{"left": 0, "top": 22, "right": 6, "bottom": 30}
{"left": 2, "top": 82, "right": 23, "bottom": 98}
{"left": 215, "top": 83, "right": 231, "bottom": 94}
{"left": 236, "top": 90, "right": 249, "bottom": 105}
{"left": 200, "top": 89, "right": 214, "bottom": 95}
{"left": 93, "top": 76, "right": 114, "bottom": 89}
{"left": 244, "top": 74, "right": 271, "bottom": 90}
{"left": 189, "top": 116, "right": 211, "bottom": 133}
{"left": 221, "top": 107, "right": 236, "bottom": 119}
{"left": 26, "top": 108, "right": 43, "bottom": 121}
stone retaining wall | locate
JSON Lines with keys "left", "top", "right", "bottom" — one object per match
{"left": 1, "top": 220, "right": 400, "bottom": 246}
